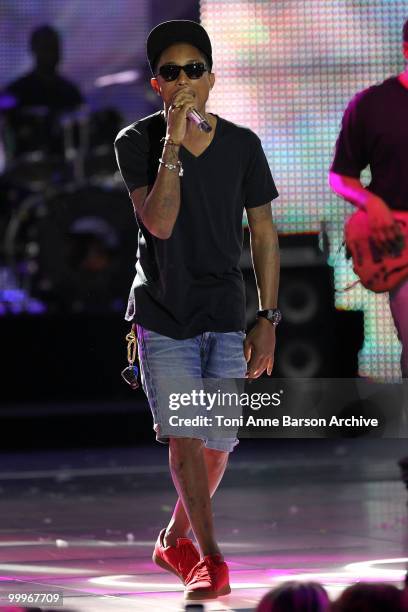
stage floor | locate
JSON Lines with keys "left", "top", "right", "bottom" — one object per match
{"left": 0, "top": 439, "right": 407, "bottom": 611}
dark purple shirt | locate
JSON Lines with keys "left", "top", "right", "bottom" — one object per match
{"left": 330, "top": 76, "right": 408, "bottom": 211}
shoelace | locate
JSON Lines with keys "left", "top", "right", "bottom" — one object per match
{"left": 177, "top": 542, "right": 198, "bottom": 575}
{"left": 186, "top": 559, "right": 217, "bottom": 584}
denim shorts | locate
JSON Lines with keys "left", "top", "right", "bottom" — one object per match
{"left": 136, "top": 325, "right": 247, "bottom": 453}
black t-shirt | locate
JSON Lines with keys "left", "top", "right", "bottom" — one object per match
{"left": 330, "top": 76, "right": 408, "bottom": 211}
{"left": 114, "top": 110, "right": 278, "bottom": 339}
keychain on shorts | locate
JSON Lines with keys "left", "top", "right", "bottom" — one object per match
{"left": 121, "top": 325, "right": 140, "bottom": 389}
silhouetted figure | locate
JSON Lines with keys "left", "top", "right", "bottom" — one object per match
{"left": 3, "top": 25, "right": 83, "bottom": 158}
{"left": 332, "top": 582, "right": 405, "bottom": 612}
{"left": 256, "top": 581, "right": 330, "bottom": 612}
{"left": 6, "top": 25, "right": 83, "bottom": 111}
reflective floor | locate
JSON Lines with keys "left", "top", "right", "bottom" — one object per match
{"left": 0, "top": 439, "right": 407, "bottom": 611}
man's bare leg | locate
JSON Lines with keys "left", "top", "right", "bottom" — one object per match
{"left": 166, "top": 437, "right": 227, "bottom": 557}
{"left": 164, "top": 444, "right": 228, "bottom": 549}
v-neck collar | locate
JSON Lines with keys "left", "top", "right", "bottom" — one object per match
{"left": 180, "top": 114, "right": 220, "bottom": 160}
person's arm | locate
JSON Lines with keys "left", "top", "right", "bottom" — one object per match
{"left": 130, "top": 90, "right": 196, "bottom": 239}
{"left": 328, "top": 172, "right": 400, "bottom": 245}
{"left": 329, "top": 89, "right": 401, "bottom": 245}
{"left": 130, "top": 142, "right": 181, "bottom": 239}
{"left": 244, "top": 203, "right": 280, "bottom": 378}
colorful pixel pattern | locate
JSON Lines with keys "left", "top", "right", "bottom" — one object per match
{"left": 201, "top": 0, "right": 407, "bottom": 379}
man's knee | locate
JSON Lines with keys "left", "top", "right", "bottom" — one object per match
{"left": 204, "top": 447, "right": 229, "bottom": 470}
{"left": 169, "top": 437, "right": 205, "bottom": 461}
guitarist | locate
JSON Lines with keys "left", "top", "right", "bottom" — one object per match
{"left": 329, "top": 18, "right": 408, "bottom": 381}
{"left": 329, "top": 20, "right": 408, "bottom": 497}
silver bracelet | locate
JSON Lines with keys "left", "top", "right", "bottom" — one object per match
{"left": 158, "top": 157, "right": 184, "bottom": 177}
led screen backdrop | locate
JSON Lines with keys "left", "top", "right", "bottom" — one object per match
{"left": 200, "top": 0, "right": 407, "bottom": 380}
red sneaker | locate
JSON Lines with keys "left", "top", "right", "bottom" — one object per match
{"left": 184, "top": 553, "right": 231, "bottom": 600}
{"left": 152, "top": 528, "right": 200, "bottom": 583}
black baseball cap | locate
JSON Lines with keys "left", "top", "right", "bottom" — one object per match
{"left": 147, "top": 20, "right": 213, "bottom": 74}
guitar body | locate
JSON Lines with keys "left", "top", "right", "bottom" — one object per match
{"left": 345, "top": 209, "right": 408, "bottom": 293}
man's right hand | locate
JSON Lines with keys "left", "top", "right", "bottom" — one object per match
{"left": 366, "top": 194, "right": 402, "bottom": 247}
{"left": 166, "top": 89, "right": 197, "bottom": 144}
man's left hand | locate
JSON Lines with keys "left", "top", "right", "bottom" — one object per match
{"left": 244, "top": 318, "right": 276, "bottom": 378}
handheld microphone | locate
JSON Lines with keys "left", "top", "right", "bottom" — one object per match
{"left": 187, "top": 109, "right": 212, "bottom": 133}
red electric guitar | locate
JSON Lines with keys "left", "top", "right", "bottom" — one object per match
{"left": 344, "top": 209, "right": 408, "bottom": 292}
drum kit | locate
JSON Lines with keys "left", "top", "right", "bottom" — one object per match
{"left": 0, "top": 103, "right": 137, "bottom": 313}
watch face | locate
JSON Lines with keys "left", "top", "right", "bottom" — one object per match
{"left": 267, "top": 309, "right": 281, "bottom": 324}
{"left": 257, "top": 309, "right": 281, "bottom": 325}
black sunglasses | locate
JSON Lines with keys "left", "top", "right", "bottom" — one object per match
{"left": 156, "top": 62, "right": 208, "bottom": 82}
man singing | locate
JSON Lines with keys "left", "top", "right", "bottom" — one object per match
{"left": 115, "top": 20, "right": 280, "bottom": 600}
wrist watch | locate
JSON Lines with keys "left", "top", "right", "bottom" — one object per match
{"left": 256, "top": 308, "right": 282, "bottom": 326}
